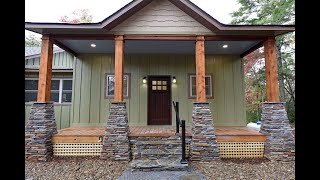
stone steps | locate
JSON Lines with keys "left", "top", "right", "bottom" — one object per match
{"left": 129, "top": 135, "right": 189, "bottom": 171}
{"left": 129, "top": 159, "right": 189, "bottom": 171}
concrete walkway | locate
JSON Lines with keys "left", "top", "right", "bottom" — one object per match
{"left": 117, "top": 169, "right": 206, "bottom": 180}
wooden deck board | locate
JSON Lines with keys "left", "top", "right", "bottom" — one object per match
{"left": 52, "top": 126, "right": 266, "bottom": 143}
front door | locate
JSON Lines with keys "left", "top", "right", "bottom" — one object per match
{"left": 148, "top": 76, "right": 171, "bottom": 125}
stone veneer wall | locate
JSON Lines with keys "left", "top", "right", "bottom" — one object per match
{"left": 190, "top": 102, "right": 220, "bottom": 161}
{"left": 101, "top": 102, "right": 130, "bottom": 161}
{"left": 260, "top": 102, "right": 295, "bottom": 161}
{"left": 130, "top": 136, "right": 191, "bottom": 160}
{"left": 25, "top": 102, "right": 57, "bottom": 162}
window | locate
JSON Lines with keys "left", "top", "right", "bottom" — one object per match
{"left": 105, "top": 73, "right": 130, "bottom": 98}
{"left": 188, "top": 74, "right": 213, "bottom": 99}
{"left": 25, "top": 78, "right": 73, "bottom": 103}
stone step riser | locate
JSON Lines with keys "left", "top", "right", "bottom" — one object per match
{"left": 130, "top": 136, "right": 190, "bottom": 161}
{"left": 130, "top": 159, "right": 189, "bottom": 171}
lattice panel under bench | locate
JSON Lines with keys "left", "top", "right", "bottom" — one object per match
{"left": 218, "top": 142, "right": 265, "bottom": 158}
{"left": 53, "top": 143, "right": 103, "bottom": 156}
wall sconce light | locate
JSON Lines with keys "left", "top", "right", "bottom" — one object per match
{"left": 143, "top": 77, "right": 147, "bottom": 84}
{"left": 172, "top": 76, "right": 177, "bottom": 84}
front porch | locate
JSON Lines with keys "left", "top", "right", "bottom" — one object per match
{"left": 51, "top": 126, "right": 266, "bottom": 159}
{"left": 25, "top": 0, "right": 295, "bottom": 164}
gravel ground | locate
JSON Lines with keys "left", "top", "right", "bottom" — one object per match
{"left": 191, "top": 158, "right": 295, "bottom": 180}
{"left": 25, "top": 156, "right": 128, "bottom": 180}
{"left": 118, "top": 170, "right": 206, "bottom": 180}
{"left": 26, "top": 157, "right": 295, "bottom": 180}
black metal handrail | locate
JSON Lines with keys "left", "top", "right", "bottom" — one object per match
{"left": 172, "top": 101, "right": 187, "bottom": 164}
{"left": 172, "top": 101, "right": 181, "bottom": 134}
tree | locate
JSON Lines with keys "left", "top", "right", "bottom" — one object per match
{"left": 25, "top": 9, "right": 93, "bottom": 47}
{"left": 231, "top": 0, "right": 295, "bottom": 122}
{"left": 59, "top": 9, "right": 93, "bottom": 23}
{"left": 25, "top": 34, "right": 41, "bottom": 47}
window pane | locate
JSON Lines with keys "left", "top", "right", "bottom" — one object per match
{"left": 190, "top": 76, "right": 196, "bottom": 97}
{"left": 206, "top": 86, "right": 211, "bottom": 96}
{"left": 63, "top": 80, "right": 72, "bottom": 90}
{"left": 205, "top": 77, "right": 210, "bottom": 86}
{"left": 191, "top": 77, "right": 196, "bottom": 86}
{"left": 123, "top": 76, "right": 128, "bottom": 96}
{"left": 25, "top": 92, "right": 37, "bottom": 102}
{"left": 50, "top": 92, "right": 59, "bottom": 102}
{"left": 107, "top": 76, "right": 114, "bottom": 96}
{"left": 192, "top": 86, "right": 196, "bottom": 96}
{"left": 25, "top": 80, "right": 38, "bottom": 90}
{"left": 51, "top": 80, "right": 60, "bottom": 90}
{"left": 62, "top": 92, "right": 72, "bottom": 102}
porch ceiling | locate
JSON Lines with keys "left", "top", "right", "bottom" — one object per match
{"left": 58, "top": 39, "right": 260, "bottom": 55}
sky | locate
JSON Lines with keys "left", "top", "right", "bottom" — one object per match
{"left": 25, "top": 0, "right": 240, "bottom": 37}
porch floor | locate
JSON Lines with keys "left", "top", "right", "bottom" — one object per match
{"left": 52, "top": 126, "right": 266, "bottom": 143}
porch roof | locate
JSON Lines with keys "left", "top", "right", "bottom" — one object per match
{"left": 25, "top": 0, "right": 294, "bottom": 36}
{"left": 25, "top": 0, "right": 294, "bottom": 57}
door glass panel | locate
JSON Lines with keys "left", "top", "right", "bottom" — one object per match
{"left": 162, "top": 81, "right": 167, "bottom": 85}
{"left": 163, "top": 86, "right": 167, "bottom": 90}
{"left": 152, "top": 81, "right": 157, "bottom": 85}
{"left": 152, "top": 86, "right": 157, "bottom": 90}
{"left": 157, "top": 81, "right": 162, "bottom": 85}
{"left": 157, "top": 86, "right": 162, "bottom": 90}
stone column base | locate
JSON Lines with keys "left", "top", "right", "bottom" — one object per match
{"left": 260, "top": 102, "right": 295, "bottom": 161}
{"left": 101, "top": 102, "right": 130, "bottom": 161}
{"left": 190, "top": 102, "right": 220, "bottom": 161}
{"left": 25, "top": 102, "right": 57, "bottom": 162}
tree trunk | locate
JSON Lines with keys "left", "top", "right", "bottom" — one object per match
{"left": 276, "top": 41, "right": 286, "bottom": 102}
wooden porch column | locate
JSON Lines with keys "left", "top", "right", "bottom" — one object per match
{"left": 37, "top": 34, "right": 53, "bottom": 102}
{"left": 264, "top": 37, "right": 280, "bottom": 102}
{"left": 195, "top": 35, "right": 206, "bottom": 102}
{"left": 114, "top": 35, "right": 124, "bottom": 102}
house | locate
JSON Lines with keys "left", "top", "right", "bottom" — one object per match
{"left": 25, "top": 0, "right": 295, "bottom": 165}
{"left": 25, "top": 47, "right": 74, "bottom": 129}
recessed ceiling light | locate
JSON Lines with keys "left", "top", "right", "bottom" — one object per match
{"left": 91, "top": 44, "right": 96, "bottom": 47}
{"left": 223, "top": 44, "right": 228, "bottom": 48}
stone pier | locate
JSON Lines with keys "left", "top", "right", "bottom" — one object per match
{"left": 25, "top": 102, "right": 57, "bottom": 162}
{"left": 101, "top": 102, "right": 130, "bottom": 161}
{"left": 190, "top": 102, "right": 220, "bottom": 161}
{"left": 260, "top": 102, "right": 295, "bottom": 161}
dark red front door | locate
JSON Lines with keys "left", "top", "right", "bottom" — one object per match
{"left": 148, "top": 76, "right": 171, "bottom": 125}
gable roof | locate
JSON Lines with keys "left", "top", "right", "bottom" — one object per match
{"left": 25, "top": 46, "right": 64, "bottom": 59}
{"left": 25, "top": 0, "right": 294, "bottom": 36}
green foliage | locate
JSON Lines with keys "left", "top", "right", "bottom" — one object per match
{"left": 25, "top": 34, "right": 41, "bottom": 47}
{"left": 286, "top": 101, "right": 295, "bottom": 123}
{"left": 246, "top": 110, "right": 261, "bottom": 124}
{"left": 231, "top": 0, "right": 295, "bottom": 25}
{"left": 231, "top": 0, "right": 295, "bottom": 123}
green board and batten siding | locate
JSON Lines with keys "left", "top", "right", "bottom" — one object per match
{"left": 25, "top": 51, "right": 74, "bottom": 130}
{"left": 25, "top": 51, "right": 74, "bottom": 69}
{"left": 70, "top": 54, "right": 246, "bottom": 127}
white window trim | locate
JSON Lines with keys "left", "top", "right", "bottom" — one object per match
{"left": 189, "top": 74, "right": 213, "bottom": 98}
{"left": 25, "top": 78, "right": 72, "bottom": 104}
{"left": 105, "top": 73, "right": 130, "bottom": 99}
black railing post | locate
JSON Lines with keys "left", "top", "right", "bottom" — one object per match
{"left": 180, "top": 120, "right": 187, "bottom": 164}
{"left": 176, "top": 102, "right": 180, "bottom": 134}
